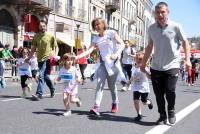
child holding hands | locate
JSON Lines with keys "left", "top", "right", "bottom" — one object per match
{"left": 17, "top": 48, "right": 32, "bottom": 97}
{"left": 128, "top": 52, "right": 153, "bottom": 121}
{"left": 54, "top": 53, "right": 82, "bottom": 116}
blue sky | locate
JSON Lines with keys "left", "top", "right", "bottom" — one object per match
{"left": 151, "top": 0, "right": 200, "bottom": 37}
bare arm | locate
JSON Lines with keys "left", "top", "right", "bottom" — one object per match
{"left": 110, "top": 32, "right": 125, "bottom": 60}
{"left": 114, "top": 32, "right": 125, "bottom": 57}
{"left": 76, "top": 45, "right": 95, "bottom": 60}
{"left": 140, "top": 41, "right": 153, "bottom": 72}
{"left": 182, "top": 39, "right": 191, "bottom": 70}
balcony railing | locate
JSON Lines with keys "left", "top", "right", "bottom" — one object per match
{"left": 105, "top": 0, "right": 120, "bottom": 14}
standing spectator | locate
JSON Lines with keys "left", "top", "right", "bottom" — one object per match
{"left": 195, "top": 63, "right": 199, "bottom": 80}
{"left": 30, "top": 20, "right": 58, "bottom": 100}
{"left": 0, "top": 41, "right": 5, "bottom": 88}
{"left": 78, "top": 45, "right": 88, "bottom": 84}
{"left": 0, "top": 44, "right": 14, "bottom": 88}
{"left": 76, "top": 18, "right": 125, "bottom": 115}
{"left": 188, "top": 53, "right": 198, "bottom": 86}
{"left": 11, "top": 45, "right": 18, "bottom": 81}
{"left": 140, "top": 2, "right": 191, "bottom": 125}
{"left": 121, "top": 40, "right": 136, "bottom": 91}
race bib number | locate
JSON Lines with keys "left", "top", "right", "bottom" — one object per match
{"left": 19, "top": 68, "right": 28, "bottom": 72}
{"left": 60, "top": 73, "right": 73, "bottom": 81}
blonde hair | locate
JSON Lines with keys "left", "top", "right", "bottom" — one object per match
{"left": 91, "top": 18, "right": 108, "bottom": 31}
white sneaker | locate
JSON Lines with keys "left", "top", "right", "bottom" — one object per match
{"left": 63, "top": 110, "right": 72, "bottom": 116}
{"left": 127, "top": 85, "right": 131, "bottom": 91}
{"left": 121, "top": 86, "right": 127, "bottom": 91}
{"left": 27, "top": 83, "right": 32, "bottom": 92}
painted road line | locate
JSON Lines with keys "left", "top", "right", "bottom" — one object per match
{"left": 1, "top": 98, "right": 23, "bottom": 102}
{"left": 1, "top": 92, "right": 62, "bottom": 102}
{"left": 145, "top": 98, "right": 200, "bottom": 134}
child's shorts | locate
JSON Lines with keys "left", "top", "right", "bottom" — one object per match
{"left": 31, "top": 70, "right": 38, "bottom": 78}
{"left": 133, "top": 91, "right": 149, "bottom": 103}
{"left": 63, "top": 85, "right": 78, "bottom": 96}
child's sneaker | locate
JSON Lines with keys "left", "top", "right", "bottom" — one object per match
{"left": 21, "top": 92, "right": 27, "bottom": 98}
{"left": 134, "top": 114, "right": 142, "bottom": 121}
{"left": 76, "top": 97, "right": 82, "bottom": 107}
{"left": 111, "top": 103, "right": 118, "bottom": 113}
{"left": 63, "top": 110, "right": 72, "bottom": 117}
{"left": 121, "top": 86, "right": 127, "bottom": 91}
{"left": 147, "top": 99, "right": 153, "bottom": 109}
{"left": 0, "top": 78, "right": 6, "bottom": 88}
{"left": 90, "top": 73, "right": 95, "bottom": 81}
{"left": 89, "top": 106, "right": 100, "bottom": 116}
{"left": 27, "top": 83, "right": 32, "bottom": 92}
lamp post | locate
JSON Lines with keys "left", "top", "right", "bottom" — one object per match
{"left": 76, "top": 24, "right": 80, "bottom": 55}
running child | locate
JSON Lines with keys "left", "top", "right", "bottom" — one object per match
{"left": 29, "top": 52, "right": 38, "bottom": 83}
{"left": 128, "top": 51, "right": 153, "bottom": 121}
{"left": 17, "top": 48, "right": 32, "bottom": 97}
{"left": 54, "top": 53, "right": 82, "bottom": 116}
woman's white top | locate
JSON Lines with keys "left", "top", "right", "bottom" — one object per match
{"left": 122, "top": 47, "right": 136, "bottom": 65}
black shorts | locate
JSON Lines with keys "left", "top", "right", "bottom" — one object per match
{"left": 133, "top": 91, "right": 149, "bottom": 103}
{"left": 31, "top": 70, "right": 38, "bottom": 78}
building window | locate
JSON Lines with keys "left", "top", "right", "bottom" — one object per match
{"left": 113, "top": 17, "right": 115, "bottom": 29}
{"left": 93, "top": 6, "right": 96, "bottom": 19}
{"left": 100, "top": 10, "right": 104, "bottom": 18}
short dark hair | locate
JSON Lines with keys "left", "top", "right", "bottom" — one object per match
{"left": 39, "top": 20, "right": 47, "bottom": 25}
{"left": 155, "top": 2, "right": 168, "bottom": 10}
{"left": 91, "top": 18, "right": 107, "bottom": 31}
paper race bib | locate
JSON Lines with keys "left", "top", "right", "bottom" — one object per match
{"left": 60, "top": 73, "right": 73, "bottom": 81}
{"left": 19, "top": 68, "right": 28, "bottom": 72}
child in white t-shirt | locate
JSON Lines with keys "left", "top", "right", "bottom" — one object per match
{"left": 17, "top": 48, "right": 32, "bottom": 97}
{"left": 29, "top": 52, "right": 38, "bottom": 82}
{"left": 128, "top": 52, "right": 153, "bottom": 121}
{"left": 54, "top": 53, "right": 82, "bottom": 117}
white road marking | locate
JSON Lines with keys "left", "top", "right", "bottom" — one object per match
{"left": 145, "top": 98, "right": 200, "bottom": 134}
{"left": 0, "top": 93, "right": 62, "bottom": 102}
{"left": 1, "top": 98, "right": 23, "bottom": 102}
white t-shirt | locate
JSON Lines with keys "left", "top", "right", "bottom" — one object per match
{"left": 30, "top": 57, "right": 38, "bottom": 70}
{"left": 122, "top": 47, "right": 136, "bottom": 65}
{"left": 92, "top": 30, "right": 117, "bottom": 62}
{"left": 131, "top": 67, "right": 150, "bottom": 93}
{"left": 17, "top": 58, "right": 32, "bottom": 77}
{"left": 58, "top": 66, "right": 81, "bottom": 89}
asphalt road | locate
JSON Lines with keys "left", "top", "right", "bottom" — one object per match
{"left": 0, "top": 77, "right": 200, "bottom": 134}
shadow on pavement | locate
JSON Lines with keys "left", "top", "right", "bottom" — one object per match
{"left": 0, "top": 95, "right": 21, "bottom": 98}
{"left": 87, "top": 111, "right": 156, "bottom": 126}
{"left": 32, "top": 108, "right": 66, "bottom": 116}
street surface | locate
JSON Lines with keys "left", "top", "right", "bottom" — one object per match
{"left": 0, "top": 76, "right": 200, "bottom": 134}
